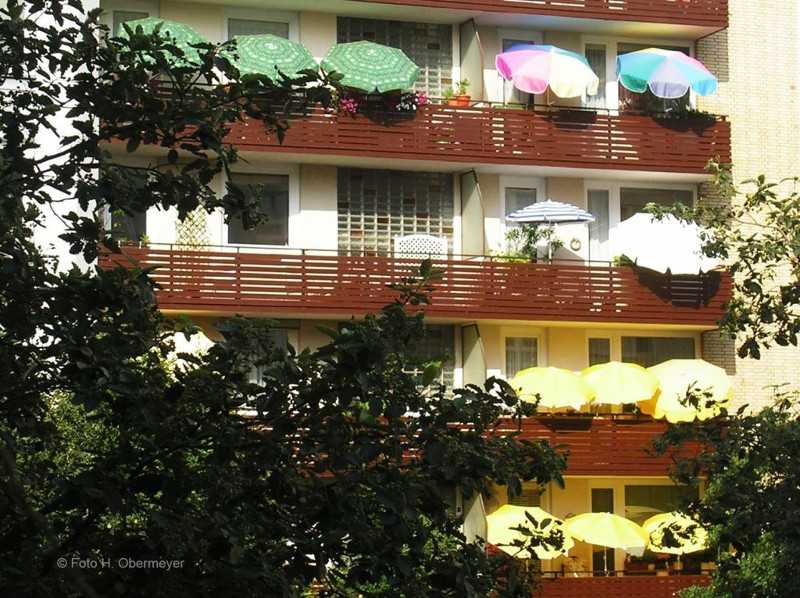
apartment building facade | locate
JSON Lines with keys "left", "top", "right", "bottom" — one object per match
{"left": 94, "top": 0, "right": 800, "bottom": 596}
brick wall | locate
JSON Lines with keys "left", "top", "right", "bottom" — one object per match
{"left": 697, "top": 0, "right": 800, "bottom": 411}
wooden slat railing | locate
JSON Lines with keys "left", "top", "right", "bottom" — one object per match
{"left": 99, "top": 246, "right": 730, "bottom": 327}
{"left": 352, "top": 0, "right": 728, "bottom": 28}
{"left": 228, "top": 104, "right": 731, "bottom": 175}
{"left": 538, "top": 573, "right": 709, "bottom": 597}
{"left": 493, "top": 415, "right": 699, "bottom": 476}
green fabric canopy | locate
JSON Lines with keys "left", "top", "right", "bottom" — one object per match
{"left": 119, "top": 17, "right": 207, "bottom": 65}
{"left": 321, "top": 41, "right": 420, "bottom": 93}
{"left": 223, "top": 34, "right": 317, "bottom": 81}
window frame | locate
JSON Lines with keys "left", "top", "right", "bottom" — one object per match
{"left": 223, "top": 164, "right": 299, "bottom": 250}
{"left": 499, "top": 175, "right": 545, "bottom": 240}
{"left": 101, "top": 0, "right": 159, "bottom": 32}
{"left": 102, "top": 165, "right": 152, "bottom": 244}
{"left": 584, "top": 180, "right": 697, "bottom": 258}
{"left": 620, "top": 335, "right": 697, "bottom": 368}
{"left": 497, "top": 29, "right": 544, "bottom": 105}
{"left": 586, "top": 336, "right": 613, "bottom": 367}
{"left": 500, "top": 325, "right": 545, "bottom": 379}
{"left": 580, "top": 34, "right": 695, "bottom": 112}
{"left": 504, "top": 336, "right": 540, "bottom": 379}
{"left": 582, "top": 329, "right": 700, "bottom": 369}
{"left": 223, "top": 7, "right": 298, "bottom": 42}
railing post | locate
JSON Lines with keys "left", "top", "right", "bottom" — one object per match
{"left": 235, "top": 246, "right": 242, "bottom": 305}
{"left": 300, "top": 248, "right": 307, "bottom": 304}
{"left": 169, "top": 244, "right": 175, "bottom": 301}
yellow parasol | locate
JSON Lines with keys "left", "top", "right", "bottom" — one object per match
{"left": 564, "top": 512, "right": 649, "bottom": 565}
{"left": 581, "top": 361, "right": 659, "bottom": 406}
{"left": 510, "top": 367, "right": 594, "bottom": 411}
{"left": 644, "top": 511, "right": 708, "bottom": 555}
{"left": 486, "top": 504, "right": 574, "bottom": 560}
{"left": 641, "top": 359, "right": 732, "bottom": 423}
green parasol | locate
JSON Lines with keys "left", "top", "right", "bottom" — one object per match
{"left": 321, "top": 41, "right": 420, "bottom": 93}
{"left": 119, "top": 17, "right": 207, "bottom": 65}
{"left": 223, "top": 34, "right": 317, "bottom": 81}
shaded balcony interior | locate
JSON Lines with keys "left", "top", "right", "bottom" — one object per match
{"left": 103, "top": 0, "right": 723, "bottom": 117}
{"left": 101, "top": 163, "right": 730, "bottom": 326}
{"left": 480, "top": 473, "right": 712, "bottom": 576}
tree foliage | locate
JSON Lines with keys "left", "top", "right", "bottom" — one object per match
{"left": 655, "top": 389, "right": 800, "bottom": 598}
{"left": 0, "top": 1, "right": 565, "bottom": 595}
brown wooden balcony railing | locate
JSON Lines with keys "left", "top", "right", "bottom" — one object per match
{"left": 99, "top": 246, "right": 730, "bottom": 327}
{"left": 352, "top": 0, "right": 728, "bottom": 28}
{"left": 537, "top": 573, "right": 710, "bottom": 597}
{"left": 493, "top": 415, "right": 700, "bottom": 476}
{"left": 227, "top": 104, "right": 731, "bottom": 176}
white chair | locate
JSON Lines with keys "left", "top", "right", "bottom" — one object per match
{"left": 393, "top": 234, "right": 448, "bottom": 260}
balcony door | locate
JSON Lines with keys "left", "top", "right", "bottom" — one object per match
{"left": 591, "top": 488, "right": 615, "bottom": 576}
{"left": 498, "top": 30, "right": 543, "bottom": 105}
{"left": 587, "top": 188, "right": 610, "bottom": 262}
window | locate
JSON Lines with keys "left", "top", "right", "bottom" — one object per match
{"left": 406, "top": 325, "right": 456, "bottom": 390}
{"left": 621, "top": 337, "right": 695, "bottom": 368}
{"left": 505, "top": 337, "right": 538, "bottom": 378}
{"left": 228, "top": 18, "right": 289, "bottom": 39}
{"left": 587, "top": 189, "right": 610, "bottom": 254}
{"left": 337, "top": 17, "right": 453, "bottom": 96}
{"left": 228, "top": 174, "right": 290, "bottom": 246}
{"left": 508, "top": 483, "right": 541, "bottom": 507}
{"left": 584, "top": 44, "right": 607, "bottom": 109}
{"left": 337, "top": 168, "right": 454, "bottom": 256}
{"left": 618, "top": 43, "right": 691, "bottom": 113}
{"left": 588, "top": 338, "right": 611, "bottom": 366}
{"left": 113, "top": 10, "right": 148, "bottom": 35}
{"left": 106, "top": 167, "right": 148, "bottom": 243}
{"left": 624, "top": 485, "right": 698, "bottom": 525}
{"left": 501, "top": 38, "right": 539, "bottom": 104}
{"left": 250, "top": 324, "right": 298, "bottom": 384}
{"left": 505, "top": 187, "right": 537, "bottom": 222}
{"left": 619, "top": 188, "right": 694, "bottom": 223}
{"left": 501, "top": 177, "right": 544, "bottom": 235}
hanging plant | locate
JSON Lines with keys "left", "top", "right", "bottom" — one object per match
{"left": 395, "top": 91, "right": 429, "bottom": 113}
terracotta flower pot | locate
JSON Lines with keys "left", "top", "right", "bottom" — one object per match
{"left": 447, "top": 95, "right": 471, "bottom": 107}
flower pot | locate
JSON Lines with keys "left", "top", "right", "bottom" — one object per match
{"left": 447, "top": 95, "right": 471, "bottom": 107}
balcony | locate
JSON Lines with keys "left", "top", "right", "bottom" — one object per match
{"left": 227, "top": 104, "right": 731, "bottom": 176}
{"left": 538, "top": 573, "right": 710, "bottom": 597}
{"left": 99, "top": 246, "right": 730, "bottom": 327}
{"left": 352, "top": 0, "right": 728, "bottom": 29}
{"left": 492, "top": 415, "right": 700, "bottom": 476}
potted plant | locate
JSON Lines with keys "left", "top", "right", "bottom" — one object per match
{"left": 454, "top": 78, "right": 471, "bottom": 107}
{"left": 443, "top": 88, "right": 456, "bottom": 106}
{"left": 504, "top": 224, "right": 563, "bottom": 263}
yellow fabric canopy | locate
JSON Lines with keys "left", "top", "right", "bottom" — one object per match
{"left": 486, "top": 505, "right": 574, "bottom": 560}
{"left": 563, "top": 512, "right": 649, "bottom": 557}
{"left": 510, "top": 367, "right": 594, "bottom": 411}
{"left": 581, "top": 361, "right": 659, "bottom": 406}
{"left": 640, "top": 359, "right": 732, "bottom": 423}
{"left": 643, "top": 512, "right": 708, "bottom": 555}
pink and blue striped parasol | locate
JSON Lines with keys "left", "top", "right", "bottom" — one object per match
{"left": 617, "top": 48, "right": 717, "bottom": 99}
{"left": 496, "top": 44, "right": 599, "bottom": 99}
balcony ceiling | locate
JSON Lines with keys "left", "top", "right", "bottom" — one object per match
{"left": 190, "top": 0, "right": 719, "bottom": 40}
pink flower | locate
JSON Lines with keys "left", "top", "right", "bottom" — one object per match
{"left": 340, "top": 97, "right": 359, "bottom": 115}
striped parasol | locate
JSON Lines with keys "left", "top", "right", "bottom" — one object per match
{"left": 617, "top": 48, "right": 717, "bottom": 99}
{"left": 506, "top": 199, "right": 595, "bottom": 224}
